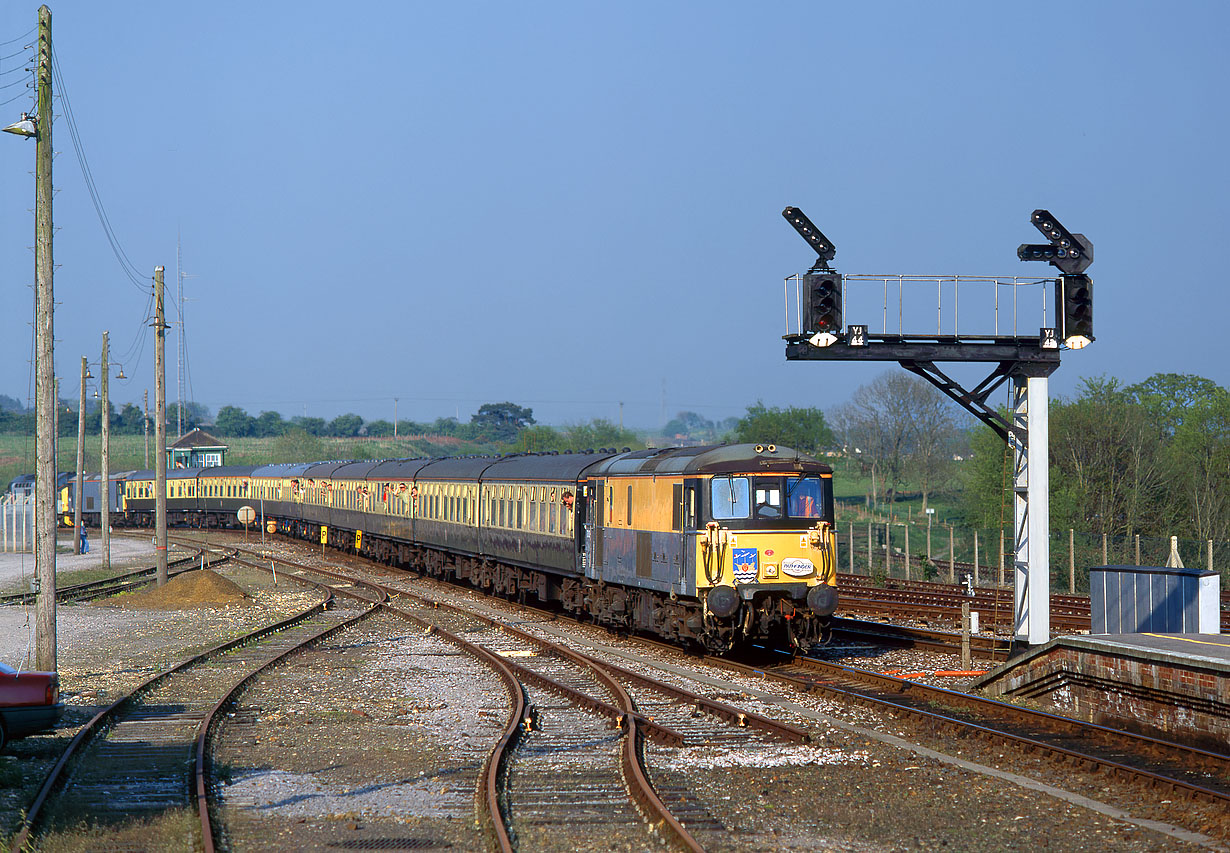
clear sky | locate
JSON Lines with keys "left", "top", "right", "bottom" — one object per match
{"left": 0, "top": 2, "right": 1225, "bottom": 430}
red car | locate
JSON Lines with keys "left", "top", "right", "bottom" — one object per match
{"left": 0, "top": 662, "right": 64, "bottom": 751}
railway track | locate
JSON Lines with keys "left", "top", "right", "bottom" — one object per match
{"left": 169, "top": 533, "right": 1230, "bottom": 845}
{"left": 0, "top": 545, "right": 215, "bottom": 607}
{"left": 700, "top": 652, "right": 1230, "bottom": 829}
{"left": 836, "top": 573, "right": 1230, "bottom": 634}
{"left": 208, "top": 540, "right": 816, "bottom": 852}
{"left": 8, "top": 551, "right": 385, "bottom": 853}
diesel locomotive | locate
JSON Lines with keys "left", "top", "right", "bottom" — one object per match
{"left": 85, "top": 443, "right": 841, "bottom": 652}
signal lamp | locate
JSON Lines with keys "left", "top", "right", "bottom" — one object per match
{"left": 1056, "top": 274, "right": 1093, "bottom": 349}
{"left": 803, "top": 272, "right": 843, "bottom": 346}
{"left": 1020, "top": 208, "right": 1093, "bottom": 275}
{"left": 782, "top": 206, "right": 837, "bottom": 264}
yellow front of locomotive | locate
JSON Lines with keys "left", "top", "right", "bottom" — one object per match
{"left": 693, "top": 455, "right": 838, "bottom": 651}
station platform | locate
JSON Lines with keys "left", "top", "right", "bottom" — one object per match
{"left": 972, "top": 633, "right": 1230, "bottom": 753}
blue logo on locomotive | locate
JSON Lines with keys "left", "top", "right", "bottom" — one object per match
{"left": 732, "top": 547, "right": 758, "bottom": 583}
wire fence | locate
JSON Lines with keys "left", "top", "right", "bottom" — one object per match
{"left": 834, "top": 506, "right": 1230, "bottom": 593}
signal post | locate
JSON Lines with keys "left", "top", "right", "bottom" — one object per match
{"left": 780, "top": 207, "right": 1094, "bottom": 647}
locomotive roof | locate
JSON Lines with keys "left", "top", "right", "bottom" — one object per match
{"left": 588, "top": 443, "right": 831, "bottom": 477}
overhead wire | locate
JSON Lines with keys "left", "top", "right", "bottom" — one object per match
{"left": 51, "top": 49, "right": 151, "bottom": 293}
{"left": 0, "top": 26, "right": 35, "bottom": 47}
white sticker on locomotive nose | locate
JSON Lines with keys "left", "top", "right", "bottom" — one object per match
{"left": 781, "top": 558, "right": 814, "bottom": 577}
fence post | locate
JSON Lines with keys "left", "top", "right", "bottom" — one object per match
{"left": 1068, "top": 528, "right": 1075, "bottom": 594}
{"left": 849, "top": 522, "right": 854, "bottom": 574}
{"left": 949, "top": 526, "right": 955, "bottom": 583}
{"left": 1102, "top": 532, "right": 1108, "bottom": 566}
{"left": 904, "top": 523, "right": 910, "bottom": 580}
{"left": 1134, "top": 533, "right": 1140, "bottom": 565}
{"left": 973, "top": 530, "right": 979, "bottom": 585}
{"left": 867, "top": 522, "right": 872, "bottom": 575}
{"left": 885, "top": 522, "right": 891, "bottom": 577}
{"left": 1208, "top": 539, "right": 1214, "bottom": 574}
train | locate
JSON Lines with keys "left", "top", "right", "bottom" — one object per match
{"left": 56, "top": 443, "right": 839, "bottom": 652}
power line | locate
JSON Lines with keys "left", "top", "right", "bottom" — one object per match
{"left": 51, "top": 49, "right": 150, "bottom": 293}
{"left": 0, "top": 26, "right": 35, "bottom": 47}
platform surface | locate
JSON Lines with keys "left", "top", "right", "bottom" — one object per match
{"left": 1052, "top": 632, "right": 1230, "bottom": 672}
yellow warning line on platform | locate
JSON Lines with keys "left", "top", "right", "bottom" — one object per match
{"left": 1142, "top": 633, "right": 1230, "bottom": 648}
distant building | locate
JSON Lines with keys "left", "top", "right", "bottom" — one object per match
{"left": 166, "top": 428, "right": 227, "bottom": 469}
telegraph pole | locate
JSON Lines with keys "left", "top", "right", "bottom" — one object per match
{"left": 143, "top": 388, "right": 149, "bottom": 468}
{"left": 74, "top": 356, "right": 85, "bottom": 554}
{"left": 100, "top": 331, "right": 111, "bottom": 570}
{"left": 154, "top": 267, "right": 168, "bottom": 584}
{"left": 33, "top": 4, "right": 55, "bottom": 673}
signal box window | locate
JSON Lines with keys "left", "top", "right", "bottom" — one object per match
{"left": 710, "top": 476, "right": 749, "bottom": 520}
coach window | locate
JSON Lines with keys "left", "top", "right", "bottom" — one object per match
{"left": 710, "top": 476, "right": 749, "bottom": 520}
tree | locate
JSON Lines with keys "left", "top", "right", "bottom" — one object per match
{"left": 254, "top": 410, "right": 287, "bottom": 437}
{"left": 116, "top": 403, "right": 145, "bottom": 435}
{"left": 1047, "top": 377, "right": 1169, "bottom": 537}
{"left": 471, "top": 402, "right": 535, "bottom": 443}
{"left": 733, "top": 402, "right": 834, "bottom": 456}
{"left": 961, "top": 423, "right": 1013, "bottom": 529}
{"left": 831, "top": 372, "right": 959, "bottom": 508}
{"left": 270, "top": 428, "right": 325, "bottom": 463}
{"left": 365, "top": 419, "right": 394, "bottom": 437}
{"left": 292, "top": 416, "right": 327, "bottom": 436}
{"left": 663, "top": 411, "right": 715, "bottom": 441}
{"left": 0, "top": 394, "right": 26, "bottom": 413}
{"left": 329, "top": 413, "right": 364, "bottom": 437}
{"left": 215, "top": 405, "right": 256, "bottom": 437}
{"left": 167, "top": 401, "right": 209, "bottom": 431}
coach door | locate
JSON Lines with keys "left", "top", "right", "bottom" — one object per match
{"left": 585, "top": 479, "right": 604, "bottom": 578}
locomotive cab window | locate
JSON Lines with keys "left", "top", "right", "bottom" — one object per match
{"left": 753, "top": 479, "right": 782, "bottom": 519}
{"left": 710, "top": 476, "right": 749, "bottom": 520}
{"left": 786, "top": 477, "right": 825, "bottom": 519}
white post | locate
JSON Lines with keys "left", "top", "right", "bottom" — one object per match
{"left": 1012, "top": 374, "right": 1050, "bottom": 645}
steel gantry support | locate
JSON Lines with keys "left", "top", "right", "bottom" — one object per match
{"left": 894, "top": 356, "right": 1057, "bottom": 646}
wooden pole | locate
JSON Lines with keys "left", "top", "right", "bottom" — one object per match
{"left": 1134, "top": 533, "right": 1140, "bottom": 566}
{"left": 143, "top": 388, "right": 149, "bottom": 468}
{"left": 101, "top": 331, "right": 111, "bottom": 570}
{"left": 155, "top": 266, "right": 168, "bottom": 585}
{"left": 74, "top": 357, "right": 85, "bottom": 554}
{"left": 848, "top": 521, "right": 854, "bottom": 573}
{"left": 1102, "top": 532, "right": 1108, "bottom": 566}
{"left": 34, "top": 4, "right": 56, "bottom": 673}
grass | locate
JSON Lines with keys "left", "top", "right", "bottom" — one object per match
{"left": 33, "top": 808, "right": 199, "bottom": 853}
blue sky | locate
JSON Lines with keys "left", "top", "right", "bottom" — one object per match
{"left": 0, "top": 2, "right": 1225, "bottom": 430}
